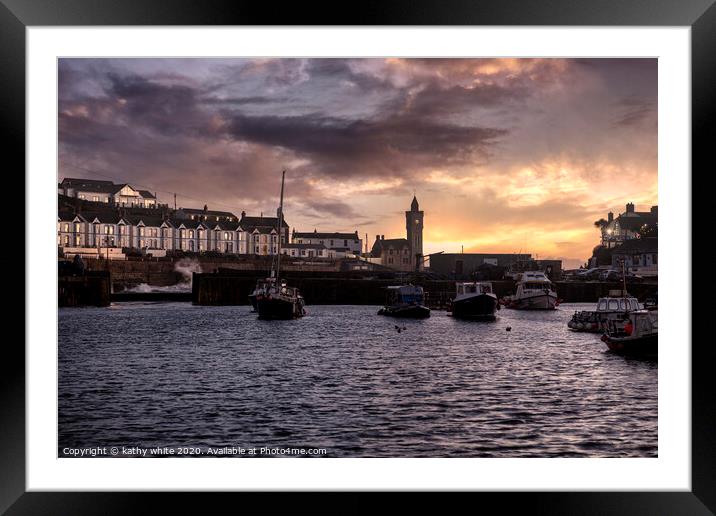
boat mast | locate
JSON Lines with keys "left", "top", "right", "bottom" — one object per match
{"left": 621, "top": 258, "right": 628, "bottom": 308}
{"left": 276, "top": 170, "right": 285, "bottom": 281}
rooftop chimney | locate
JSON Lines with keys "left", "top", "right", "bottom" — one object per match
{"left": 376, "top": 235, "right": 380, "bottom": 240}
{"left": 241, "top": 210, "right": 246, "bottom": 218}
{"left": 626, "top": 202, "right": 635, "bottom": 213}
{"left": 203, "top": 204, "right": 208, "bottom": 213}
{"left": 608, "top": 211, "right": 614, "bottom": 222}
{"left": 650, "top": 206, "right": 658, "bottom": 215}
{"left": 381, "top": 235, "right": 385, "bottom": 240}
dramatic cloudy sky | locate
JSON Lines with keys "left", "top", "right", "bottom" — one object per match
{"left": 58, "top": 58, "right": 657, "bottom": 266}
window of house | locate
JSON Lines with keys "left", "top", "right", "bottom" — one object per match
{"left": 344, "top": 240, "right": 348, "bottom": 247}
{"left": 63, "top": 223, "right": 69, "bottom": 232}
{"left": 93, "top": 196, "right": 99, "bottom": 202}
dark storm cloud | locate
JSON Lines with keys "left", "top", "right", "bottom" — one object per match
{"left": 225, "top": 112, "right": 507, "bottom": 177}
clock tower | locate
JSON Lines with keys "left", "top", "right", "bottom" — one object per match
{"left": 406, "top": 195, "right": 424, "bottom": 270}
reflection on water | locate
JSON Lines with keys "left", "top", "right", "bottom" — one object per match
{"left": 58, "top": 303, "right": 657, "bottom": 457}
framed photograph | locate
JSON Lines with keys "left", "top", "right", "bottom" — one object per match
{"left": 4, "top": 0, "right": 710, "bottom": 511}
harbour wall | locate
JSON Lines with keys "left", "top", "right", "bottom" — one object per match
{"left": 58, "top": 272, "right": 111, "bottom": 307}
{"left": 77, "top": 256, "right": 345, "bottom": 291}
{"left": 192, "top": 272, "right": 658, "bottom": 306}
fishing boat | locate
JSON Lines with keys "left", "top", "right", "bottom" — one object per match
{"left": 501, "top": 271, "right": 558, "bottom": 310}
{"left": 255, "top": 171, "right": 306, "bottom": 320}
{"left": 567, "top": 290, "right": 641, "bottom": 332}
{"left": 601, "top": 309, "right": 658, "bottom": 356}
{"left": 448, "top": 281, "right": 498, "bottom": 320}
{"left": 249, "top": 277, "right": 274, "bottom": 311}
{"left": 377, "top": 284, "right": 430, "bottom": 318}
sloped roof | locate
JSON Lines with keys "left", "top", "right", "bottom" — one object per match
{"left": 179, "top": 207, "right": 236, "bottom": 218}
{"left": 612, "top": 237, "right": 658, "bottom": 254}
{"left": 240, "top": 214, "right": 289, "bottom": 228}
{"left": 615, "top": 213, "right": 657, "bottom": 231}
{"left": 370, "top": 237, "right": 410, "bottom": 257}
{"left": 293, "top": 230, "right": 359, "bottom": 240}
{"left": 137, "top": 190, "right": 156, "bottom": 199}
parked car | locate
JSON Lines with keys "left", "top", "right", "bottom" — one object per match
{"left": 601, "top": 269, "right": 644, "bottom": 283}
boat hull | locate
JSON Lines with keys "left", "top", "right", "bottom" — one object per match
{"left": 256, "top": 296, "right": 305, "bottom": 320}
{"left": 505, "top": 293, "right": 557, "bottom": 310}
{"left": 451, "top": 294, "right": 498, "bottom": 321}
{"left": 378, "top": 305, "right": 431, "bottom": 318}
{"left": 602, "top": 333, "right": 657, "bottom": 356}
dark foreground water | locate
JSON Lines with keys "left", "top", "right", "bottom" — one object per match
{"left": 58, "top": 303, "right": 657, "bottom": 457}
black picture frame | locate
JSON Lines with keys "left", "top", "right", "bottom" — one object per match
{"left": 2, "top": 0, "right": 709, "bottom": 512}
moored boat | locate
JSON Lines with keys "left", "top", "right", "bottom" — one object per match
{"left": 501, "top": 271, "right": 558, "bottom": 310}
{"left": 255, "top": 170, "right": 306, "bottom": 320}
{"left": 601, "top": 309, "right": 657, "bottom": 356}
{"left": 377, "top": 284, "right": 430, "bottom": 318}
{"left": 256, "top": 280, "right": 306, "bottom": 320}
{"left": 567, "top": 290, "right": 641, "bottom": 332}
{"left": 249, "top": 277, "right": 274, "bottom": 311}
{"left": 449, "top": 281, "right": 498, "bottom": 320}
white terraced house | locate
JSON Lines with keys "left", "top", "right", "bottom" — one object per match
{"left": 58, "top": 201, "right": 284, "bottom": 258}
{"left": 291, "top": 229, "right": 362, "bottom": 255}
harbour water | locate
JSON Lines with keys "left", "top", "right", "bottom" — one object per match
{"left": 58, "top": 303, "right": 657, "bottom": 457}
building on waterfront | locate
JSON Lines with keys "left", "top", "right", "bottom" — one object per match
{"left": 369, "top": 236, "right": 413, "bottom": 271}
{"left": 368, "top": 196, "right": 425, "bottom": 271}
{"left": 292, "top": 229, "right": 362, "bottom": 255}
{"left": 59, "top": 178, "right": 158, "bottom": 208}
{"left": 429, "top": 253, "right": 533, "bottom": 278}
{"left": 597, "top": 202, "right": 658, "bottom": 249}
{"left": 239, "top": 211, "right": 289, "bottom": 256}
{"left": 281, "top": 243, "right": 330, "bottom": 258}
{"left": 611, "top": 237, "right": 658, "bottom": 277}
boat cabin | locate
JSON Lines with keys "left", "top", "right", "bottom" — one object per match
{"left": 515, "top": 271, "right": 554, "bottom": 292}
{"left": 606, "top": 309, "right": 657, "bottom": 337}
{"left": 455, "top": 282, "right": 493, "bottom": 296}
{"left": 596, "top": 297, "right": 640, "bottom": 312}
{"left": 385, "top": 285, "right": 425, "bottom": 305}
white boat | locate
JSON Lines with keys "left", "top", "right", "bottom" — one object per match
{"left": 449, "top": 282, "right": 499, "bottom": 320}
{"left": 502, "top": 271, "right": 558, "bottom": 310}
{"left": 567, "top": 290, "right": 641, "bottom": 332}
{"left": 601, "top": 309, "right": 658, "bottom": 356}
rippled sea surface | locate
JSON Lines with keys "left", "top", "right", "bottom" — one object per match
{"left": 58, "top": 303, "right": 657, "bottom": 457}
